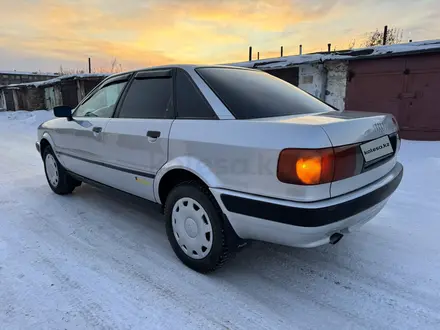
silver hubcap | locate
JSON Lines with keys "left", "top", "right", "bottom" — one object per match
{"left": 45, "top": 154, "right": 59, "bottom": 187}
{"left": 172, "top": 197, "right": 213, "bottom": 260}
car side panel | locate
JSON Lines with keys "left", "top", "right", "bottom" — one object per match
{"left": 166, "top": 119, "right": 333, "bottom": 202}
{"left": 39, "top": 117, "right": 111, "bottom": 178}
{"left": 100, "top": 118, "right": 173, "bottom": 201}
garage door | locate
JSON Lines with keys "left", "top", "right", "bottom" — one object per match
{"left": 345, "top": 54, "right": 440, "bottom": 140}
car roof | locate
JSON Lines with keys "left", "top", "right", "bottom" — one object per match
{"left": 105, "top": 64, "right": 256, "bottom": 79}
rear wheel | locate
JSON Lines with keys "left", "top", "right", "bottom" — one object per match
{"left": 43, "top": 146, "right": 80, "bottom": 195}
{"left": 164, "top": 182, "right": 231, "bottom": 273}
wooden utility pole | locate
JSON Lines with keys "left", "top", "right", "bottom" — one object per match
{"left": 280, "top": 46, "right": 284, "bottom": 57}
{"left": 257, "top": 52, "right": 260, "bottom": 60}
{"left": 248, "top": 46, "right": 252, "bottom": 61}
{"left": 88, "top": 58, "right": 92, "bottom": 73}
{"left": 383, "top": 25, "right": 388, "bottom": 45}
{"left": 327, "top": 43, "right": 331, "bottom": 52}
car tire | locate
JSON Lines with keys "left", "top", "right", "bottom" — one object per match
{"left": 43, "top": 146, "right": 80, "bottom": 195}
{"left": 164, "top": 182, "right": 231, "bottom": 273}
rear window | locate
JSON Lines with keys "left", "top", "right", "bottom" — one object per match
{"left": 196, "top": 67, "right": 335, "bottom": 119}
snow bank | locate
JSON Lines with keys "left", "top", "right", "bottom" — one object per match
{"left": 0, "top": 110, "right": 54, "bottom": 128}
{"left": 1, "top": 121, "right": 440, "bottom": 329}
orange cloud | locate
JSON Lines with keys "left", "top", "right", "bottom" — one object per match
{"left": 1, "top": 0, "right": 338, "bottom": 70}
{"left": 3, "top": 0, "right": 439, "bottom": 71}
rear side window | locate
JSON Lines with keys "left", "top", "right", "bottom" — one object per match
{"left": 196, "top": 67, "right": 335, "bottom": 119}
{"left": 118, "top": 78, "right": 172, "bottom": 119}
{"left": 176, "top": 69, "right": 217, "bottom": 119}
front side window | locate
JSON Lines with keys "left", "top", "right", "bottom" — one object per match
{"left": 196, "top": 67, "right": 335, "bottom": 119}
{"left": 74, "top": 81, "right": 127, "bottom": 118}
{"left": 117, "top": 77, "right": 172, "bottom": 119}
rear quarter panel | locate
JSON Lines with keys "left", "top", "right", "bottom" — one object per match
{"left": 166, "top": 119, "right": 333, "bottom": 202}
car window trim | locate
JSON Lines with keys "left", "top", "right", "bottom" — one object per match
{"left": 72, "top": 73, "right": 131, "bottom": 118}
{"left": 113, "top": 68, "right": 176, "bottom": 120}
{"left": 175, "top": 68, "right": 218, "bottom": 120}
{"left": 135, "top": 69, "right": 172, "bottom": 79}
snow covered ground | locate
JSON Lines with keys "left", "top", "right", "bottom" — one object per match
{"left": 1, "top": 111, "right": 440, "bottom": 330}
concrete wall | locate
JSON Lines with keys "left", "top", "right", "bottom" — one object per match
{"left": 297, "top": 62, "right": 347, "bottom": 111}
{"left": 324, "top": 62, "right": 348, "bottom": 110}
{"left": 298, "top": 64, "right": 326, "bottom": 99}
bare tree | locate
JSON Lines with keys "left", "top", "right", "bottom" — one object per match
{"left": 347, "top": 39, "right": 356, "bottom": 50}
{"left": 58, "top": 65, "right": 85, "bottom": 76}
{"left": 363, "top": 27, "right": 403, "bottom": 47}
{"left": 92, "top": 58, "right": 124, "bottom": 74}
{"left": 57, "top": 58, "right": 124, "bottom": 76}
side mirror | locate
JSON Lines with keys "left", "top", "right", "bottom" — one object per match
{"left": 53, "top": 105, "right": 73, "bottom": 120}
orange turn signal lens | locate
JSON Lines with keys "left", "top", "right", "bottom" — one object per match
{"left": 277, "top": 148, "right": 334, "bottom": 185}
{"left": 296, "top": 156, "right": 323, "bottom": 184}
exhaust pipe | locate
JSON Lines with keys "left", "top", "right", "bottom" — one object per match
{"left": 330, "top": 233, "right": 343, "bottom": 245}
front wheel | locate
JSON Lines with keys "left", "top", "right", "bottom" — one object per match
{"left": 43, "top": 146, "right": 80, "bottom": 195}
{"left": 164, "top": 182, "right": 231, "bottom": 273}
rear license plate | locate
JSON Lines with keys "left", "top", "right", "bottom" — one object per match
{"left": 360, "top": 136, "right": 393, "bottom": 162}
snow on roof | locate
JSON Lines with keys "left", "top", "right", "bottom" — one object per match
{"left": 0, "top": 70, "right": 58, "bottom": 76}
{"left": 2, "top": 73, "right": 109, "bottom": 89}
{"left": 228, "top": 39, "right": 440, "bottom": 70}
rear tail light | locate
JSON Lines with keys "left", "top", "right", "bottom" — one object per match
{"left": 277, "top": 145, "right": 362, "bottom": 185}
{"left": 391, "top": 116, "right": 399, "bottom": 130}
{"left": 277, "top": 148, "right": 333, "bottom": 185}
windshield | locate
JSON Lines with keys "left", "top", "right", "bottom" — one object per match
{"left": 196, "top": 67, "right": 335, "bottom": 119}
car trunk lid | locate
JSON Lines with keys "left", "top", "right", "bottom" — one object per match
{"left": 263, "top": 110, "right": 400, "bottom": 198}
{"left": 316, "top": 111, "right": 400, "bottom": 197}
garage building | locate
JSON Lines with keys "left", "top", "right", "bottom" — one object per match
{"left": 230, "top": 40, "right": 440, "bottom": 140}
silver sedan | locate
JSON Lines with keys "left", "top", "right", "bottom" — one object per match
{"left": 36, "top": 65, "right": 403, "bottom": 273}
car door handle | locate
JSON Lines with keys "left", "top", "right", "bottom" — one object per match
{"left": 147, "top": 131, "right": 161, "bottom": 138}
{"left": 92, "top": 127, "right": 102, "bottom": 133}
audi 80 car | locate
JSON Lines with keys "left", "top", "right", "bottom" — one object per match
{"left": 36, "top": 65, "right": 403, "bottom": 273}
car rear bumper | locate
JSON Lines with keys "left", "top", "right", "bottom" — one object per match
{"left": 210, "top": 162, "right": 403, "bottom": 248}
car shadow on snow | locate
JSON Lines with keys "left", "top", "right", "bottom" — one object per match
{"left": 66, "top": 183, "right": 373, "bottom": 290}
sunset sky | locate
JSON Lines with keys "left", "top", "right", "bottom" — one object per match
{"left": 1, "top": 0, "right": 439, "bottom": 73}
